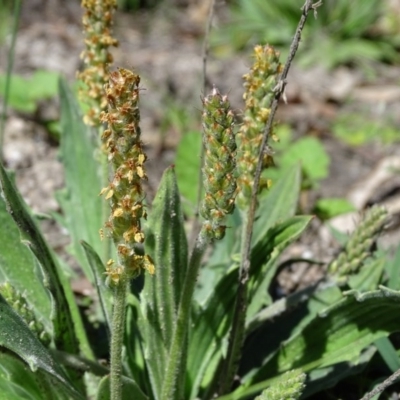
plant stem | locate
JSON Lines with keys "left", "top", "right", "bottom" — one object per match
{"left": 0, "top": 0, "right": 21, "bottom": 163}
{"left": 218, "top": 214, "right": 249, "bottom": 394}
{"left": 110, "top": 275, "right": 128, "bottom": 400}
{"left": 161, "top": 231, "right": 208, "bottom": 400}
{"left": 217, "top": 0, "right": 319, "bottom": 395}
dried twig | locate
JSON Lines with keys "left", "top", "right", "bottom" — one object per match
{"left": 359, "top": 368, "right": 400, "bottom": 400}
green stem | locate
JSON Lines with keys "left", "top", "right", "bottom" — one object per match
{"left": 110, "top": 275, "right": 128, "bottom": 400}
{"left": 0, "top": 0, "right": 21, "bottom": 162}
{"left": 218, "top": 214, "right": 249, "bottom": 394}
{"left": 161, "top": 231, "right": 208, "bottom": 400}
{"left": 216, "top": 1, "right": 316, "bottom": 394}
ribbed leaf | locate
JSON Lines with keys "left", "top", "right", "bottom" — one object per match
{"left": 303, "top": 346, "right": 375, "bottom": 398}
{"left": 240, "top": 284, "right": 343, "bottom": 380}
{"left": 140, "top": 166, "right": 188, "bottom": 399}
{"left": 96, "top": 375, "right": 148, "bottom": 400}
{"left": 225, "top": 286, "right": 400, "bottom": 400}
{"left": 0, "top": 162, "right": 92, "bottom": 361}
{"left": 252, "top": 164, "right": 301, "bottom": 255}
{"left": 188, "top": 267, "right": 238, "bottom": 398}
{"left": 0, "top": 196, "right": 51, "bottom": 332}
{"left": 0, "top": 294, "right": 83, "bottom": 399}
{"left": 246, "top": 282, "right": 342, "bottom": 339}
{"left": 247, "top": 215, "right": 313, "bottom": 320}
{"left": 58, "top": 78, "right": 104, "bottom": 279}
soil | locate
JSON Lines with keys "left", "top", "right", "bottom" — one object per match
{"left": 1, "top": 0, "right": 400, "bottom": 294}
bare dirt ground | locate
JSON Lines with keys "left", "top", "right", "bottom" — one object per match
{"left": 1, "top": 0, "right": 400, "bottom": 294}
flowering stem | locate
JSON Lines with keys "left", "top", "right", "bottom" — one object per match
{"left": 218, "top": 214, "right": 249, "bottom": 394}
{"left": 110, "top": 274, "right": 128, "bottom": 400}
{"left": 161, "top": 231, "right": 208, "bottom": 400}
{"left": 218, "top": 0, "right": 319, "bottom": 395}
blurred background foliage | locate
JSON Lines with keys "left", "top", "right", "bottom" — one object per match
{"left": 213, "top": 0, "right": 400, "bottom": 68}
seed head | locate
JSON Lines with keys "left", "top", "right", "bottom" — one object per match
{"left": 236, "top": 45, "right": 283, "bottom": 209}
{"left": 100, "top": 68, "right": 154, "bottom": 283}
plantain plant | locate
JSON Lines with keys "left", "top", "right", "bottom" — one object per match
{"left": 0, "top": 1, "right": 398, "bottom": 400}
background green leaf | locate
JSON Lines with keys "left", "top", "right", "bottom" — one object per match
{"left": 57, "top": 78, "right": 104, "bottom": 279}
{"left": 174, "top": 131, "right": 202, "bottom": 214}
{"left": 233, "top": 287, "right": 400, "bottom": 400}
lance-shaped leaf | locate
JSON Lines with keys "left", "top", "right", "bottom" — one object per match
{"left": 140, "top": 166, "right": 188, "bottom": 399}
{"left": 0, "top": 294, "right": 83, "bottom": 399}
{"left": 0, "top": 162, "right": 92, "bottom": 361}
{"left": 252, "top": 164, "right": 301, "bottom": 264}
{"left": 247, "top": 215, "right": 313, "bottom": 320}
{"left": 0, "top": 196, "right": 51, "bottom": 332}
{"left": 58, "top": 78, "right": 104, "bottom": 279}
{"left": 224, "top": 286, "right": 400, "bottom": 400}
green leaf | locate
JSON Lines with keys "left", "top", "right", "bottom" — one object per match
{"left": 0, "top": 162, "right": 93, "bottom": 362}
{"left": 385, "top": 245, "right": 400, "bottom": 290}
{"left": 140, "top": 166, "right": 188, "bottom": 399}
{"left": 195, "top": 209, "right": 242, "bottom": 303}
{"left": 0, "top": 71, "right": 60, "bottom": 114}
{"left": 231, "top": 286, "right": 400, "bottom": 400}
{"left": 58, "top": 77, "right": 104, "bottom": 279}
{"left": 303, "top": 346, "right": 376, "bottom": 398}
{"left": 125, "top": 294, "right": 149, "bottom": 393}
{"left": 374, "top": 337, "right": 400, "bottom": 373}
{"left": 0, "top": 74, "right": 36, "bottom": 113}
{"left": 0, "top": 197, "right": 51, "bottom": 332}
{"left": 246, "top": 282, "right": 343, "bottom": 337}
{"left": 81, "top": 241, "right": 112, "bottom": 333}
{"left": 314, "top": 197, "right": 356, "bottom": 220}
{"left": 28, "top": 70, "right": 59, "bottom": 100}
{"left": 252, "top": 164, "right": 302, "bottom": 262}
{"left": 188, "top": 267, "right": 238, "bottom": 398}
{"left": 96, "top": 375, "right": 148, "bottom": 400}
{"left": 0, "top": 351, "right": 44, "bottom": 400}
{"left": 0, "top": 294, "right": 83, "bottom": 400}
{"left": 347, "top": 257, "right": 385, "bottom": 292}
{"left": 174, "top": 131, "right": 202, "bottom": 214}
{"left": 279, "top": 137, "right": 329, "bottom": 188}
{"left": 247, "top": 216, "right": 313, "bottom": 320}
